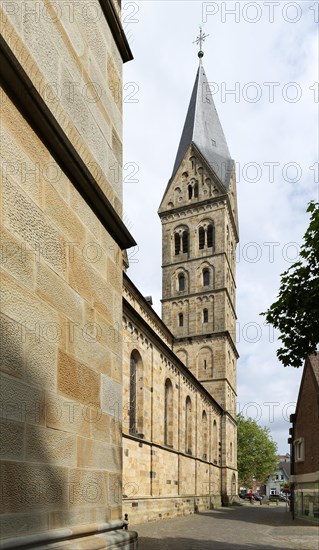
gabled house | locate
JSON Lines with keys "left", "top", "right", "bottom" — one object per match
{"left": 265, "top": 458, "right": 290, "bottom": 497}
{"left": 289, "top": 354, "right": 319, "bottom": 521}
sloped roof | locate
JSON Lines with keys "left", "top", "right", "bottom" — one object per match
{"left": 279, "top": 461, "right": 291, "bottom": 478}
{"left": 309, "top": 353, "right": 319, "bottom": 387}
{"left": 294, "top": 352, "right": 319, "bottom": 421}
{"left": 170, "top": 63, "right": 234, "bottom": 189}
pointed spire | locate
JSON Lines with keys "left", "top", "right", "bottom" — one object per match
{"left": 170, "top": 64, "right": 234, "bottom": 189}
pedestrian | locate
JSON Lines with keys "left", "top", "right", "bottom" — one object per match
{"left": 248, "top": 491, "right": 254, "bottom": 504}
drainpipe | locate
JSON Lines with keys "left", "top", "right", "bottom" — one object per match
{"left": 288, "top": 413, "right": 296, "bottom": 520}
{"left": 209, "top": 407, "right": 212, "bottom": 509}
{"left": 150, "top": 346, "right": 154, "bottom": 496}
{"left": 178, "top": 371, "right": 181, "bottom": 497}
{"left": 220, "top": 411, "right": 224, "bottom": 504}
{"left": 195, "top": 392, "right": 198, "bottom": 500}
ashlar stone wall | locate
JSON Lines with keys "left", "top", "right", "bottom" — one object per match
{"left": 0, "top": 87, "right": 124, "bottom": 539}
{"left": 0, "top": 1, "right": 135, "bottom": 547}
{"left": 1, "top": 0, "right": 123, "bottom": 212}
{"left": 158, "top": 145, "right": 239, "bottom": 501}
{"left": 122, "top": 277, "right": 225, "bottom": 524}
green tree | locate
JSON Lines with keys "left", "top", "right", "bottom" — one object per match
{"left": 262, "top": 201, "right": 319, "bottom": 368}
{"left": 237, "top": 414, "right": 278, "bottom": 485}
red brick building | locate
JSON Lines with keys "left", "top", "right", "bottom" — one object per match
{"left": 289, "top": 354, "right": 319, "bottom": 520}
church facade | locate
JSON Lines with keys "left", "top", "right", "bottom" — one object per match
{"left": 122, "top": 62, "right": 239, "bottom": 524}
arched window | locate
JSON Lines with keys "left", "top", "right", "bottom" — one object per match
{"left": 185, "top": 396, "right": 192, "bottom": 454}
{"left": 198, "top": 347, "right": 213, "bottom": 379}
{"left": 203, "top": 309, "right": 208, "bottom": 323}
{"left": 129, "top": 353, "right": 137, "bottom": 434}
{"left": 202, "top": 410, "right": 208, "bottom": 460}
{"left": 174, "top": 233, "right": 180, "bottom": 255}
{"left": 188, "top": 185, "right": 193, "bottom": 200}
{"left": 129, "top": 350, "right": 143, "bottom": 436}
{"left": 179, "top": 313, "right": 184, "bottom": 327}
{"left": 182, "top": 231, "right": 189, "bottom": 253}
{"left": 207, "top": 224, "right": 214, "bottom": 248}
{"left": 164, "top": 379, "right": 173, "bottom": 447}
{"left": 203, "top": 269, "right": 210, "bottom": 286}
{"left": 178, "top": 273, "right": 185, "bottom": 291}
{"left": 230, "top": 442, "right": 233, "bottom": 464}
{"left": 194, "top": 181, "right": 199, "bottom": 198}
{"left": 199, "top": 227, "right": 205, "bottom": 249}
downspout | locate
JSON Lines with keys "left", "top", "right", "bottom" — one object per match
{"left": 209, "top": 406, "right": 212, "bottom": 509}
{"left": 289, "top": 413, "right": 296, "bottom": 520}
{"left": 220, "top": 411, "right": 224, "bottom": 504}
{"left": 150, "top": 345, "right": 154, "bottom": 496}
{"left": 195, "top": 391, "right": 198, "bottom": 509}
{"left": 178, "top": 371, "right": 181, "bottom": 498}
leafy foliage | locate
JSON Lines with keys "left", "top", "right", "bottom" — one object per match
{"left": 237, "top": 414, "right": 278, "bottom": 485}
{"left": 262, "top": 202, "right": 319, "bottom": 368}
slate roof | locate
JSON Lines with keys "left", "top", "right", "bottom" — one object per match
{"left": 170, "top": 63, "right": 234, "bottom": 190}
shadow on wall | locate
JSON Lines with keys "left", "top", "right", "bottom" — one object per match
{"left": 137, "top": 537, "right": 299, "bottom": 550}
{"left": 1, "top": 312, "right": 71, "bottom": 539}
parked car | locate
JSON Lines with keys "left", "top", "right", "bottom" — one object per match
{"left": 269, "top": 493, "right": 289, "bottom": 502}
{"left": 238, "top": 492, "right": 264, "bottom": 501}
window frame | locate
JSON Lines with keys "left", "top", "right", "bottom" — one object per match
{"left": 164, "top": 378, "right": 174, "bottom": 447}
{"left": 203, "top": 269, "right": 210, "bottom": 286}
{"left": 178, "top": 272, "right": 185, "bottom": 292}
{"left": 182, "top": 230, "right": 189, "bottom": 254}
{"left": 199, "top": 227, "right": 205, "bottom": 250}
{"left": 207, "top": 224, "right": 214, "bottom": 248}
{"left": 174, "top": 233, "right": 180, "bottom": 255}
{"left": 294, "top": 437, "right": 305, "bottom": 462}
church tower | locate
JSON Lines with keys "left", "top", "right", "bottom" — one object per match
{"left": 158, "top": 48, "right": 239, "bottom": 501}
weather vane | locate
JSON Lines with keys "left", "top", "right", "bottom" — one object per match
{"left": 193, "top": 26, "right": 209, "bottom": 59}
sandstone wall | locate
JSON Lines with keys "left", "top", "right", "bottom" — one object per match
{"left": 1, "top": 0, "right": 123, "bottom": 212}
{"left": 0, "top": 1, "right": 135, "bottom": 547}
{"left": 122, "top": 295, "right": 225, "bottom": 524}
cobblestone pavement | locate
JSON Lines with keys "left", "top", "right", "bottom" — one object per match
{"left": 131, "top": 503, "right": 319, "bottom": 550}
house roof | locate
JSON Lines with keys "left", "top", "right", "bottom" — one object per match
{"left": 309, "top": 353, "right": 319, "bottom": 387}
{"left": 279, "top": 461, "right": 291, "bottom": 478}
{"left": 294, "top": 352, "right": 319, "bottom": 421}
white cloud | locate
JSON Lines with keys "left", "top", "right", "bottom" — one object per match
{"left": 123, "top": 0, "right": 318, "bottom": 453}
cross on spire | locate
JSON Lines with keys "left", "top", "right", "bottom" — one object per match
{"left": 193, "top": 26, "right": 209, "bottom": 59}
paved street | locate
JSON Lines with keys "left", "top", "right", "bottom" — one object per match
{"left": 131, "top": 503, "right": 319, "bottom": 550}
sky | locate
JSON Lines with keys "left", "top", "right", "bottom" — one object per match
{"left": 122, "top": 0, "right": 319, "bottom": 454}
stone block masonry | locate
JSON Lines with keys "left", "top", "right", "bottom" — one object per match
{"left": 0, "top": 1, "right": 136, "bottom": 548}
